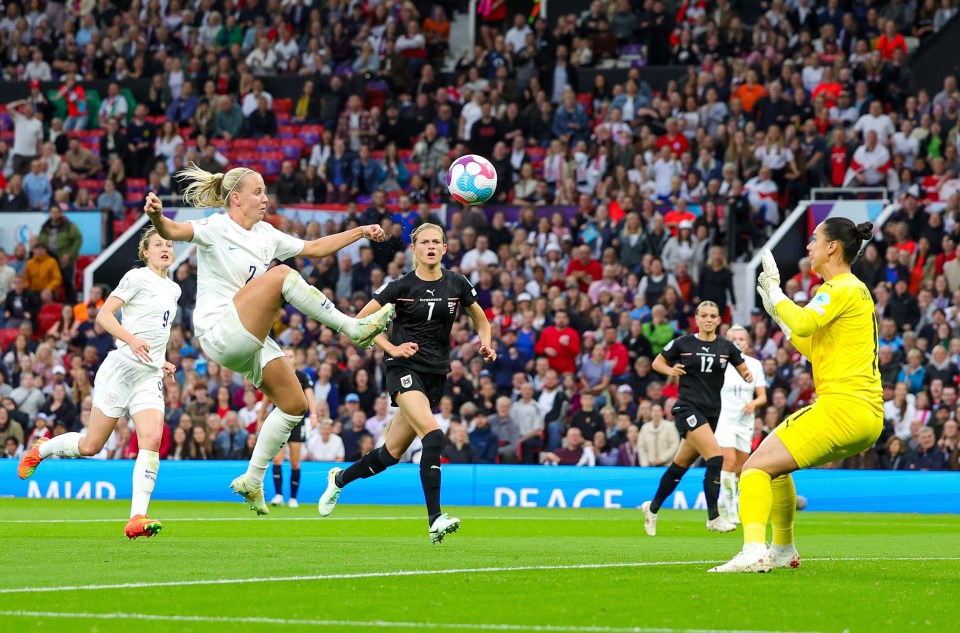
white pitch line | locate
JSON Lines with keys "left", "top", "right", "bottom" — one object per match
{"left": 1, "top": 557, "right": 957, "bottom": 595}
{"left": 0, "top": 610, "right": 825, "bottom": 633}
{"left": 2, "top": 515, "right": 954, "bottom": 527}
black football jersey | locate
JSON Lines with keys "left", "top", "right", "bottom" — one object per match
{"left": 296, "top": 369, "right": 313, "bottom": 393}
{"left": 660, "top": 334, "right": 745, "bottom": 418}
{"left": 373, "top": 269, "right": 477, "bottom": 375}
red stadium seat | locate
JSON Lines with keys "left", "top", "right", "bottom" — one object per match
{"left": 0, "top": 328, "right": 19, "bottom": 351}
{"left": 38, "top": 303, "right": 63, "bottom": 337}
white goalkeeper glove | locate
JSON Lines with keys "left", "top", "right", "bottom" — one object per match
{"left": 757, "top": 273, "right": 792, "bottom": 339}
{"left": 759, "top": 249, "right": 789, "bottom": 306}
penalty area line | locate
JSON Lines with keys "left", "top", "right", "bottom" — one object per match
{"left": 0, "top": 557, "right": 957, "bottom": 595}
{"left": 0, "top": 610, "right": 826, "bottom": 633}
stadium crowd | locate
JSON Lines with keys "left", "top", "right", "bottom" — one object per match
{"left": 2, "top": 0, "right": 960, "bottom": 472}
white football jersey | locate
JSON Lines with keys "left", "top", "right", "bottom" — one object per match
{"left": 189, "top": 213, "right": 304, "bottom": 335}
{"left": 111, "top": 266, "right": 182, "bottom": 367}
{"left": 719, "top": 354, "right": 764, "bottom": 423}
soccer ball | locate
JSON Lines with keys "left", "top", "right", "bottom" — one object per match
{"left": 447, "top": 154, "right": 497, "bottom": 205}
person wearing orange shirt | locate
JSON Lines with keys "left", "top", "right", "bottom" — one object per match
{"left": 733, "top": 70, "right": 767, "bottom": 114}
{"left": 876, "top": 20, "right": 907, "bottom": 60}
{"left": 73, "top": 285, "right": 106, "bottom": 322}
{"left": 23, "top": 243, "right": 62, "bottom": 293}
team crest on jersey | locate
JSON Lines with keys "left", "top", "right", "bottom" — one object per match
{"left": 401, "top": 375, "right": 413, "bottom": 388}
{"left": 811, "top": 292, "right": 830, "bottom": 315}
{"left": 105, "top": 392, "right": 119, "bottom": 406}
{"left": 118, "top": 276, "right": 129, "bottom": 290}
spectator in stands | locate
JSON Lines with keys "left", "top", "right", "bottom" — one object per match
{"left": 22, "top": 160, "right": 52, "bottom": 211}
{"left": 325, "top": 137, "right": 357, "bottom": 205}
{"left": 55, "top": 74, "right": 87, "bottom": 132}
{"left": 412, "top": 123, "right": 450, "bottom": 184}
{"left": 8, "top": 100, "right": 43, "bottom": 176}
{"left": 637, "top": 403, "right": 680, "bottom": 467}
{"left": 4, "top": 275, "right": 39, "bottom": 330}
{"left": 212, "top": 95, "right": 244, "bottom": 141}
{"left": 23, "top": 244, "right": 61, "bottom": 294}
{"left": 247, "top": 95, "right": 278, "bottom": 139}
{"left": 908, "top": 426, "right": 948, "bottom": 470}
{"left": 552, "top": 90, "right": 589, "bottom": 146}
{"left": 38, "top": 206, "right": 81, "bottom": 298}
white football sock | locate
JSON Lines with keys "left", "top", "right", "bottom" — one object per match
{"left": 245, "top": 408, "right": 303, "bottom": 484}
{"left": 38, "top": 432, "right": 82, "bottom": 458}
{"left": 281, "top": 270, "right": 359, "bottom": 338}
{"left": 719, "top": 470, "right": 735, "bottom": 515}
{"left": 130, "top": 450, "right": 159, "bottom": 518}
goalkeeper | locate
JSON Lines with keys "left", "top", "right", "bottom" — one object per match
{"left": 711, "top": 218, "right": 882, "bottom": 573}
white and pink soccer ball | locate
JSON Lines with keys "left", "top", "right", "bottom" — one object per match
{"left": 447, "top": 154, "right": 498, "bottom": 205}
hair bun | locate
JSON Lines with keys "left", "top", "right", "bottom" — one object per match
{"left": 856, "top": 221, "right": 874, "bottom": 240}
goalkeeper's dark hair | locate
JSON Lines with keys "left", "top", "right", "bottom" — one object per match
{"left": 823, "top": 218, "right": 874, "bottom": 265}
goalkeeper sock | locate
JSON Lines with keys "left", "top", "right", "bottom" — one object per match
{"left": 770, "top": 473, "right": 797, "bottom": 547}
{"left": 649, "top": 463, "right": 689, "bottom": 514}
{"left": 130, "top": 450, "right": 159, "bottom": 517}
{"left": 272, "top": 463, "right": 283, "bottom": 497}
{"left": 281, "top": 270, "right": 360, "bottom": 338}
{"left": 703, "top": 455, "right": 723, "bottom": 520}
{"left": 38, "top": 432, "right": 82, "bottom": 458}
{"left": 245, "top": 408, "right": 302, "bottom": 485}
{"left": 738, "top": 468, "right": 773, "bottom": 546}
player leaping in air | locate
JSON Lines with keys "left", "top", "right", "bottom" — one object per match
{"left": 316, "top": 223, "right": 497, "bottom": 543}
{"left": 143, "top": 165, "right": 394, "bottom": 515}
{"left": 19, "top": 228, "right": 179, "bottom": 539}
{"left": 711, "top": 219, "right": 880, "bottom": 572}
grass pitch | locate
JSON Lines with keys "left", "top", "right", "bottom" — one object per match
{"left": 0, "top": 499, "right": 956, "bottom": 633}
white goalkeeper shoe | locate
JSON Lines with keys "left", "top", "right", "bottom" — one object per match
{"left": 429, "top": 513, "right": 461, "bottom": 544}
{"left": 706, "top": 516, "right": 737, "bottom": 533}
{"left": 708, "top": 544, "right": 772, "bottom": 573}
{"left": 769, "top": 545, "right": 801, "bottom": 569}
{"left": 317, "top": 467, "right": 343, "bottom": 516}
{"left": 639, "top": 501, "right": 657, "bottom": 536}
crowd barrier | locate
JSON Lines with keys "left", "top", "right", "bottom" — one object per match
{"left": 2, "top": 462, "right": 958, "bottom": 514}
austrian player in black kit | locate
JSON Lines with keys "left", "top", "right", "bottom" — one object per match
{"left": 317, "top": 223, "right": 497, "bottom": 543}
{"left": 640, "top": 301, "right": 754, "bottom": 536}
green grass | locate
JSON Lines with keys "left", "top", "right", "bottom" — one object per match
{"left": 0, "top": 500, "right": 957, "bottom": 633}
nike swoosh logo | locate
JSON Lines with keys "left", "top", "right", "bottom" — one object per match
{"left": 228, "top": 246, "right": 238, "bottom": 250}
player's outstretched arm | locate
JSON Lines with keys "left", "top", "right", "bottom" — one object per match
{"left": 465, "top": 303, "right": 496, "bottom": 362}
{"left": 95, "top": 295, "right": 154, "bottom": 363}
{"left": 144, "top": 192, "right": 194, "bottom": 242}
{"left": 300, "top": 225, "right": 385, "bottom": 259}
{"left": 356, "top": 299, "right": 416, "bottom": 357}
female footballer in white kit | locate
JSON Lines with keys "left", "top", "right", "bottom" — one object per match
{"left": 715, "top": 325, "right": 767, "bottom": 524}
{"left": 142, "top": 165, "right": 394, "bottom": 515}
{"left": 19, "top": 228, "right": 180, "bottom": 539}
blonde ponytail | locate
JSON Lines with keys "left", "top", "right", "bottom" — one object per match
{"left": 176, "top": 163, "right": 253, "bottom": 209}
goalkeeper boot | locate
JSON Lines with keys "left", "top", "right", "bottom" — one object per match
{"left": 429, "top": 513, "right": 461, "bottom": 544}
{"left": 708, "top": 544, "right": 772, "bottom": 573}
{"left": 769, "top": 544, "right": 802, "bottom": 569}
{"left": 640, "top": 501, "right": 657, "bottom": 536}
{"left": 17, "top": 437, "right": 49, "bottom": 480}
{"left": 317, "top": 467, "right": 343, "bottom": 516}
{"left": 124, "top": 515, "right": 163, "bottom": 539}
{"left": 230, "top": 474, "right": 269, "bottom": 515}
{"left": 353, "top": 304, "right": 394, "bottom": 349}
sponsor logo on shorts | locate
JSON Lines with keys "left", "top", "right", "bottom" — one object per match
{"left": 401, "top": 375, "right": 413, "bottom": 388}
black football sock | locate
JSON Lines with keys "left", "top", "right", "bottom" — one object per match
{"left": 420, "top": 429, "right": 445, "bottom": 526}
{"left": 272, "top": 463, "right": 283, "bottom": 497}
{"left": 650, "top": 463, "right": 689, "bottom": 514}
{"left": 290, "top": 468, "right": 301, "bottom": 500}
{"left": 704, "top": 455, "right": 724, "bottom": 520}
{"left": 337, "top": 445, "right": 400, "bottom": 488}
